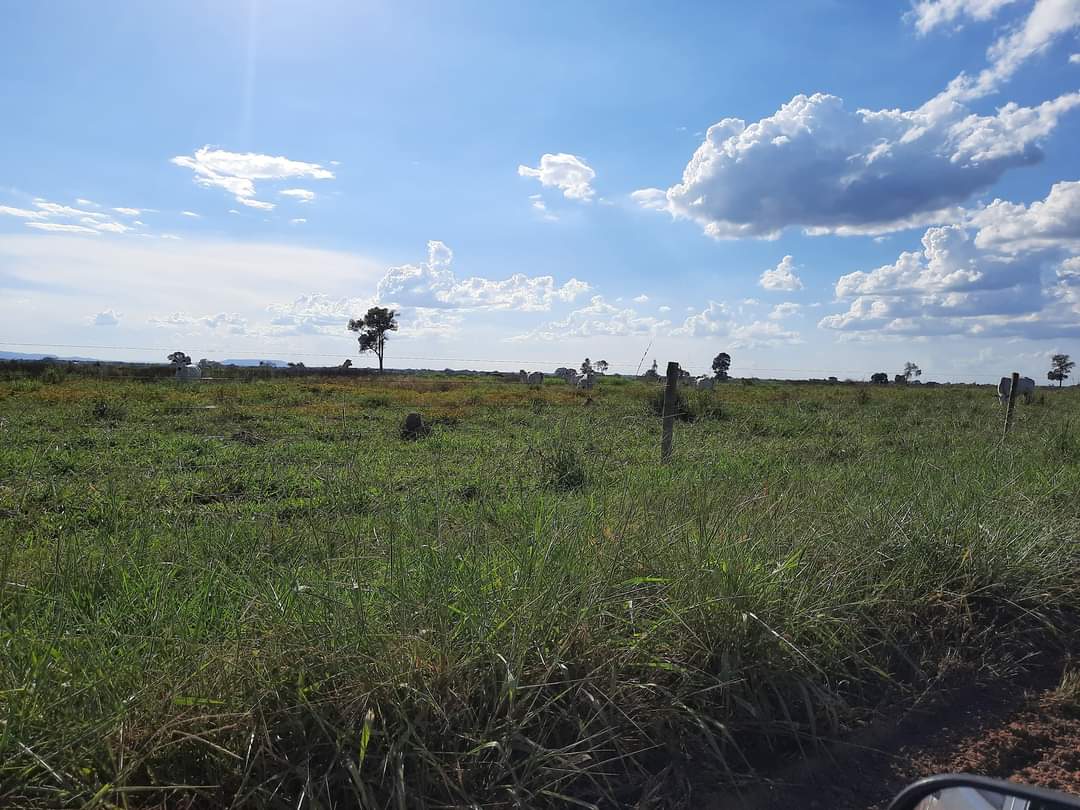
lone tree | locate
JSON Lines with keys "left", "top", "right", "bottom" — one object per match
{"left": 167, "top": 351, "right": 191, "bottom": 366}
{"left": 348, "top": 307, "right": 398, "bottom": 373}
{"left": 1048, "top": 353, "right": 1075, "bottom": 387}
{"left": 870, "top": 372, "right": 889, "bottom": 384}
{"left": 902, "top": 362, "right": 922, "bottom": 381}
{"left": 712, "top": 352, "right": 731, "bottom": 380}
{"left": 595, "top": 359, "right": 609, "bottom": 374}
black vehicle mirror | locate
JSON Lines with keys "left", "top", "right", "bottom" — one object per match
{"left": 889, "top": 775, "right": 1080, "bottom": 810}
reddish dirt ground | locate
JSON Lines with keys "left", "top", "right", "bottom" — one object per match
{"left": 711, "top": 667, "right": 1080, "bottom": 810}
{"left": 900, "top": 690, "right": 1080, "bottom": 800}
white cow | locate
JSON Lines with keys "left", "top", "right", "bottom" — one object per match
{"left": 695, "top": 376, "right": 715, "bottom": 390}
{"left": 175, "top": 364, "right": 202, "bottom": 382}
{"left": 997, "top": 375, "right": 1035, "bottom": 405}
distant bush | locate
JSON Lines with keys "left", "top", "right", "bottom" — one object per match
{"left": 41, "top": 365, "right": 66, "bottom": 384}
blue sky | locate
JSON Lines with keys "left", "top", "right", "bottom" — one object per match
{"left": 2, "top": 0, "right": 1079, "bottom": 380}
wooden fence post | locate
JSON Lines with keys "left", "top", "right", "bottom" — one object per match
{"left": 1003, "top": 370, "right": 1020, "bottom": 439}
{"left": 661, "top": 361, "right": 679, "bottom": 463}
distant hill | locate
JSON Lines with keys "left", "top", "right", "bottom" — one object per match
{"left": 222, "top": 359, "right": 289, "bottom": 367}
{"left": 0, "top": 352, "right": 296, "bottom": 367}
{"left": 0, "top": 351, "right": 104, "bottom": 362}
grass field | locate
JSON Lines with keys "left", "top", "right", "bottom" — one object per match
{"left": 2, "top": 371, "right": 1079, "bottom": 808}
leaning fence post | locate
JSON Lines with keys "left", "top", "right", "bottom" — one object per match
{"left": 1003, "top": 370, "right": 1020, "bottom": 439}
{"left": 661, "top": 361, "right": 679, "bottom": 463}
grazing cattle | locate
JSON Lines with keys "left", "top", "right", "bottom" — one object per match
{"left": 527, "top": 371, "right": 544, "bottom": 387}
{"left": 695, "top": 376, "right": 715, "bottom": 390}
{"left": 997, "top": 375, "right": 1035, "bottom": 405}
{"left": 175, "top": 364, "right": 202, "bottom": 382}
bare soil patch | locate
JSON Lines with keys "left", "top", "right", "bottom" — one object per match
{"left": 718, "top": 664, "right": 1080, "bottom": 810}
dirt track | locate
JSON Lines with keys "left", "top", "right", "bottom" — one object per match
{"left": 715, "top": 665, "right": 1080, "bottom": 809}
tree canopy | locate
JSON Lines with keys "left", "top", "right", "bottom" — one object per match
{"left": 1048, "top": 353, "right": 1075, "bottom": 387}
{"left": 711, "top": 352, "right": 731, "bottom": 380}
{"left": 348, "top": 307, "right": 398, "bottom": 372}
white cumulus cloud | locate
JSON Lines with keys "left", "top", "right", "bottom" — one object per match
{"left": 518, "top": 153, "right": 596, "bottom": 201}
{"left": 148, "top": 311, "right": 248, "bottom": 334}
{"left": 266, "top": 294, "right": 371, "bottom": 335}
{"left": 968, "top": 179, "right": 1080, "bottom": 253}
{"left": 759, "top": 255, "right": 804, "bottom": 291}
{"left": 769, "top": 302, "right": 802, "bottom": 320}
{"left": 376, "top": 241, "right": 590, "bottom": 311}
{"left": 635, "top": 90, "right": 1080, "bottom": 238}
{"left": 673, "top": 300, "right": 803, "bottom": 346}
{"left": 513, "top": 295, "right": 669, "bottom": 341}
{"left": 820, "top": 181, "right": 1080, "bottom": 339}
{"left": 90, "top": 309, "right": 121, "bottom": 327}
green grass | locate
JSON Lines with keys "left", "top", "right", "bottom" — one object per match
{"left": 1, "top": 374, "right": 1079, "bottom": 807}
